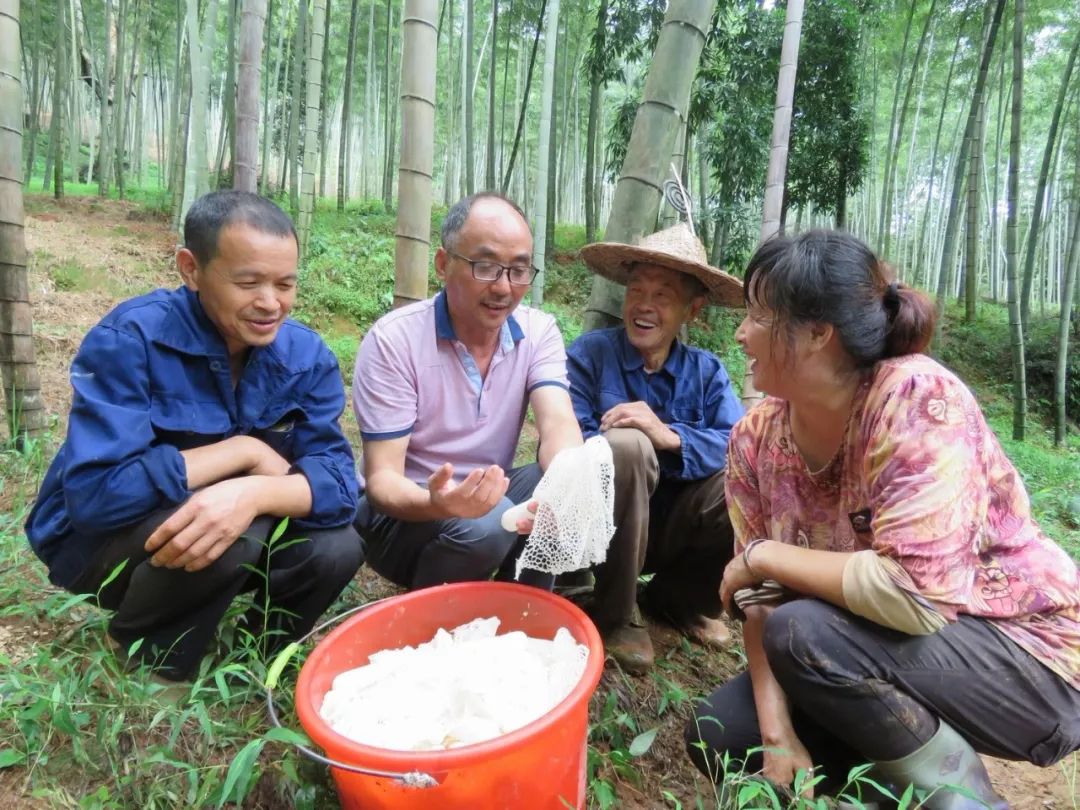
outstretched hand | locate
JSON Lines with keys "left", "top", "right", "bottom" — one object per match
{"left": 427, "top": 463, "right": 510, "bottom": 519}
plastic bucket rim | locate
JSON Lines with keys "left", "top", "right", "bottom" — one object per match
{"left": 295, "top": 581, "right": 605, "bottom": 768}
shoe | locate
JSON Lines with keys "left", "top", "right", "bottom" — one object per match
{"left": 147, "top": 673, "right": 191, "bottom": 707}
{"left": 679, "top": 615, "right": 732, "bottom": 649}
{"left": 553, "top": 569, "right": 596, "bottom": 599}
{"left": 603, "top": 624, "right": 654, "bottom": 676}
{"left": 107, "top": 633, "right": 191, "bottom": 705}
{"left": 638, "top": 590, "right": 732, "bottom": 649}
{"left": 871, "top": 720, "right": 1009, "bottom": 809}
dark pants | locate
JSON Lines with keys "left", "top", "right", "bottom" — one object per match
{"left": 354, "top": 463, "right": 553, "bottom": 591}
{"left": 590, "top": 428, "right": 735, "bottom": 631}
{"left": 69, "top": 508, "right": 364, "bottom": 681}
{"left": 686, "top": 599, "right": 1080, "bottom": 791}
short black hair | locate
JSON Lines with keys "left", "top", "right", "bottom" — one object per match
{"left": 440, "top": 192, "right": 529, "bottom": 251}
{"left": 183, "top": 190, "right": 298, "bottom": 265}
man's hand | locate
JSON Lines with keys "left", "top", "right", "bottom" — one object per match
{"left": 515, "top": 500, "right": 538, "bottom": 534}
{"left": 144, "top": 478, "right": 263, "bottom": 572}
{"left": 599, "top": 401, "right": 680, "bottom": 452}
{"left": 427, "top": 463, "right": 510, "bottom": 519}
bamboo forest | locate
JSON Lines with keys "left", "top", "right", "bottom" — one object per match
{"left": 0, "top": 0, "right": 1078, "bottom": 807}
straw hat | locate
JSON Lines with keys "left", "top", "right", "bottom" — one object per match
{"left": 580, "top": 222, "right": 744, "bottom": 308}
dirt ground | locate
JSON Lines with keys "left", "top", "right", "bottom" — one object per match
{"left": 9, "top": 196, "right": 1078, "bottom": 808}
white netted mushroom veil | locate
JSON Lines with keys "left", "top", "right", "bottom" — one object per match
{"left": 514, "top": 436, "right": 616, "bottom": 578}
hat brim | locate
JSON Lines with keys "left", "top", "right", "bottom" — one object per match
{"left": 580, "top": 242, "right": 744, "bottom": 308}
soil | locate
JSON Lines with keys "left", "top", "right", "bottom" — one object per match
{"left": 6, "top": 195, "right": 1077, "bottom": 808}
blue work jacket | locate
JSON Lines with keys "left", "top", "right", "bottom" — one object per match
{"left": 566, "top": 327, "right": 743, "bottom": 481}
{"left": 26, "top": 286, "right": 358, "bottom": 588}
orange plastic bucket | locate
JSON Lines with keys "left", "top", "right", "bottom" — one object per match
{"left": 294, "top": 581, "right": 604, "bottom": 809}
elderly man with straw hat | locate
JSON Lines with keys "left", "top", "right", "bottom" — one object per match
{"left": 567, "top": 223, "right": 744, "bottom": 674}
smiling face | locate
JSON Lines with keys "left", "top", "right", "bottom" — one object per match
{"left": 734, "top": 299, "right": 789, "bottom": 396}
{"left": 434, "top": 197, "right": 533, "bottom": 344}
{"left": 621, "top": 264, "right": 704, "bottom": 370}
{"left": 177, "top": 223, "right": 299, "bottom": 359}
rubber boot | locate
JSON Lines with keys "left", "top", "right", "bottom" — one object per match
{"left": 871, "top": 720, "right": 1009, "bottom": 809}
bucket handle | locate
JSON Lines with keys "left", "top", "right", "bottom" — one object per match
{"left": 264, "top": 598, "right": 440, "bottom": 789}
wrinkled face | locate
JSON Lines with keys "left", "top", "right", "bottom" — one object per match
{"left": 621, "top": 264, "right": 702, "bottom": 360}
{"left": 435, "top": 198, "right": 533, "bottom": 336}
{"left": 178, "top": 224, "right": 299, "bottom": 358}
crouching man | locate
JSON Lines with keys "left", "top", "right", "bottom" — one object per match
{"left": 568, "top": 224, "right": 745, "bottom": 673}
{"left": 25, "top": 191, "right": 363, "bottom": 683}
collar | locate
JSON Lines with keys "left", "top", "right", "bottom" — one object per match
{"left": 152, "top": 286, "right": 287, "bottom": 370}
{"left": 616, "top": 326, "right": 686, "bottom": 376}
{"left": 152, "top": 287, "right": 226, "bottom": 357}
{"left": 434, "top": 289, "right": 524, "bottom": 350}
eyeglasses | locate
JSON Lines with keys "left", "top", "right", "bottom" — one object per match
{"left": 447, "top": 250, "right": 538, "bottom": 286}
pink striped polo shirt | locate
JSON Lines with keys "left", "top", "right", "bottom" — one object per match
{"left": 352, "top": 291, "right": 569, "bottom": 486}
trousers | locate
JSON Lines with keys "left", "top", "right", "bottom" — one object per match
{"left": 589, "top": 428, "right": 735, "bottom": 631}
{"left": 69, "top": 507, "right": 364, "bottom": 680}
{"left": 686, "top": 599, "right": 1080, "bottom": 792}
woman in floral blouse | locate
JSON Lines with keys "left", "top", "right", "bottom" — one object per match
{"left": 685, "top": 231, "right": 1080, "bottom": 808}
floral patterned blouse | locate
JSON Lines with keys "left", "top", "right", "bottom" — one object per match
{"left": 727, "top": 353, "right": 1080, "bottom": 691}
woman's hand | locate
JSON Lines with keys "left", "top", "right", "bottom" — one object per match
{"left": 720, "top": 540, "right": 769, "bottom": 613}
{"left": 762, "top": 729, "right": 815, "bottom": 798}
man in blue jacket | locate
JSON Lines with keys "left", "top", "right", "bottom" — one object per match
{"left": 568, "top": 223, "right": 744, "bottom": 674}
{"left": 26, "top": 191, "right": 363, "bottom": 683}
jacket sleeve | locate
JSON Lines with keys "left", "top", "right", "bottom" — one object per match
{"left": 566, "top": 336, "right": 602, "bottom": 439}
{"left": 289, "top": 345, "right": 359, "bottom": 528}
{"left": 63, "top": 324, "right": 190, "bottom": 534}
{"left": 662, "top": 362, "right": 743, "bottom": 480}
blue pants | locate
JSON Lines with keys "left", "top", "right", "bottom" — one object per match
{"left": 355, "top": 463, "right": 553, "bottom": 590}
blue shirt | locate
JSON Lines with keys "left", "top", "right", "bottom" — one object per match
{"left": 566, "top": 327, "right": 743, "bottom": 481}
{"left": 26, "top": 286, "right": 358, "bottom": 588}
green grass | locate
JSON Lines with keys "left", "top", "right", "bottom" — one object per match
{"left": 0, "top": 442, "right": 360, "bottom": 808}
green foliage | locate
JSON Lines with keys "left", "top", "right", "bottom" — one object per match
{"left": 694, "top": 0, "right": 777, "bottom": 204}
{"left": 0, "top": 475, "right": 346, "bottom": 808}
{"left": 785, "top": 0, "right": 873, "bottom": 220}
{"left": 604, "top": 83, "right": 643, "bottom": 184}
{"left": 48, "top": 259, "right": 84, "bottom": 292}
{"left": 938, "top": 303, "right": 1079, "bottom": 428}
{"left": 583, "top": 0, "right": 667, "bottom": 86}
{"left": 294, "top": 208, "right": 401, "bottom": 333}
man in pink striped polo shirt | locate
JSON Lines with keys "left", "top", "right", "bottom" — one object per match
{"left": 352, "top": 193, "right": 583, "bottom": 590}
